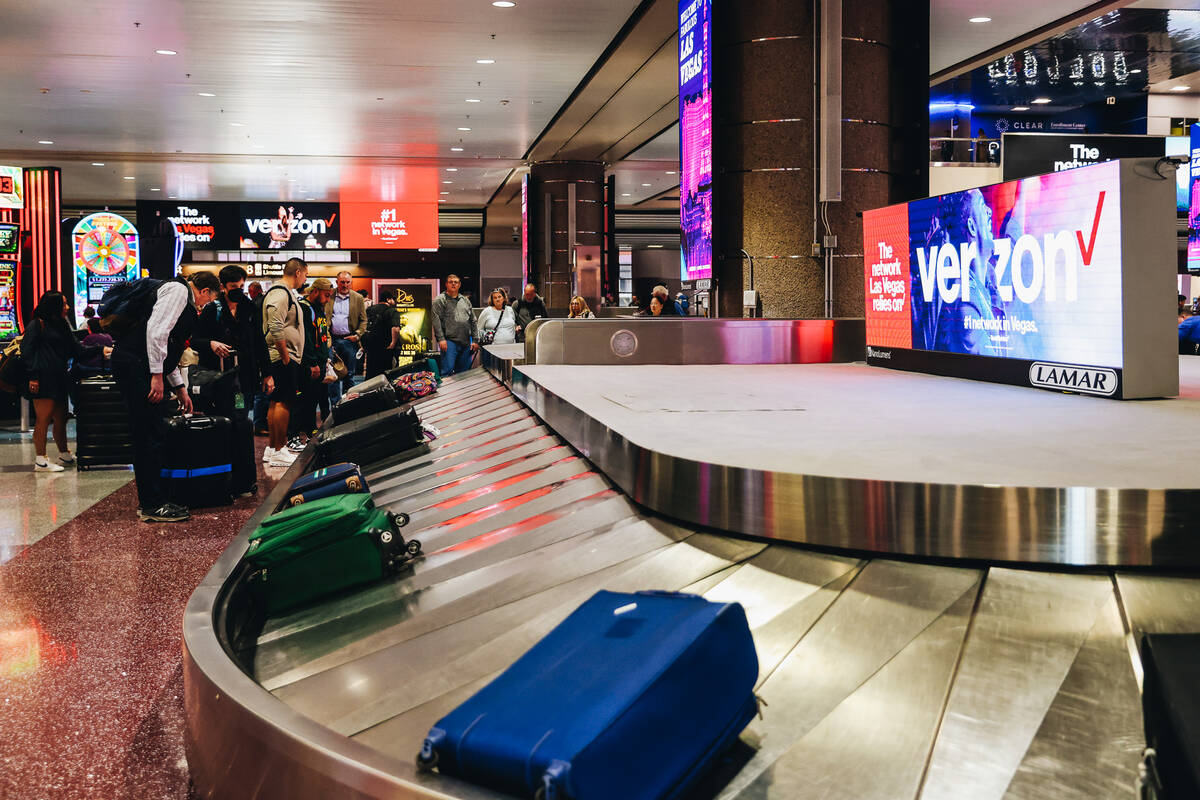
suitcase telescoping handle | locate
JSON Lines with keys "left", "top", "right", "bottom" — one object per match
{"left": 635, "top": 590, "right": 702, "bottom": 600}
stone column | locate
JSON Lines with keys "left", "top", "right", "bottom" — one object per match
{"left": 528, "top": 161, "right": 606, "bottom": 312}
{"left": 713, "top": 0, "right": 929, "bottom": 318}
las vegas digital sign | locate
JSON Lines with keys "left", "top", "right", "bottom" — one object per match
{"left": 679, "top": 0, "right": 712, "bottom": 281}
{"left": 863, "top": 159, "right": 1178, "bottom": 399}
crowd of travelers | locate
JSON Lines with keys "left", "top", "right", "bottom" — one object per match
{"left": 8, "top": 266, "right": 691, "bottom": 521}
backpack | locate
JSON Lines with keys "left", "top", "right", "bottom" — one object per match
{"left": 0, "top": 338, "right": 23, "bottom": 394}
{"left": 392, "top": 371, "right": 437, "bottom": 402}
{"left": 97, "top": 278, "right": 164, "bottom": 339}
{"left": 364, "top": 304, "right": 393, "bottom": 347}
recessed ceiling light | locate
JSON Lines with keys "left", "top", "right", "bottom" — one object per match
{"left": 92, "top": 162, "right": 105, "bottom": 166}
{"left": 1012, "top": 106, "right": 1030, "bottom": 111}
{"left": 1171, "top": 85, "right": 1191, "bottom": 92}
{"left": 968, "top": 17, "right": 991, "bottom": 23}
{"left": 198, "top": 92, "right": 216, "bottom": 97}
{"left": 457, "top": 127, "right": 472, "bottom": 131}
{"left": 446, "top": 167, "right": 458, "bottom": 172}
{"left": 1032, "top": 97, "right": 1052, "bottom": 104}
{"left": 450, "top": 147, "right": 464, "bottom": 152}
{"left": 168, "top": 196, "right": 177, "bottom": 199}
{"left": 621, "top": 193, "right": 632, "bottom": 197}
{"left": 229, "top": 122, "right": 245, "bottom": 127}
{"left": 647, "top": 244, "right": 664, "bottom": 248}
{"left": 123, "top": 176, "right": 135, "bottom": 180}
{"left": 155, "top": 49, "right": 178, "bottom": 56}
{"left": 665, "top": 171, "right": 676, "bottom": 175}
{"left": 641, "top": 183, "right": 652, "bottom": 187}
{"left": 443, "top": 180, "right": 454, "bottom": 184}
{"left": 37, "top": 140, "right": 53, "bottom": 145}
{"left": 150, "top": 188, "right": 161, "bottom": 192}
{"left": 466, "top": 98, "right": 481, "bottom": 103}
{"left": 438, "top": 199, "right": 446, "bottom": 203}
{"left": 492, "top": 1, "right": 516, "bottom": 6}
{"left": 476, "top": 59, "right": 495, "bottom": 65}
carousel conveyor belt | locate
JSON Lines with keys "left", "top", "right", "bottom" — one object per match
{"left": 223, "top": 368, "right": 1200, "bottom": 800}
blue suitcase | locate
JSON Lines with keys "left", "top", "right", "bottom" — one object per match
{"left": 285, "top": 462, "right": 369, "bottom": 507}
{"left": 418, "top": 590, "right": 759, "bottom": 800}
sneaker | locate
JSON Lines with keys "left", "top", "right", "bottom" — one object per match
{"left": 286, "top": 436, "right": 307, "bottom": 453}
{"left": 137, "top": 503, "right": 190, "bottom": 523}
{"left": 262, "top": 446, "right": 276, "bottom": 463}
{"left": 58, "top": 452, "right": 76, "bottom": 465}
{"left": 34, "top": 459, "right": 65, "bottom": 473}
{"left": 267, "top": 449, "right": 297, "bottom": 467}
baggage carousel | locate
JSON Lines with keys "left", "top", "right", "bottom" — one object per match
{"left": 183, "top": 320, "right": 1200, "bottom": 800}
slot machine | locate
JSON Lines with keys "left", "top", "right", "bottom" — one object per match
{"left": 0, "top": 222, "right": 19, "bottom": 342}
{"left": 72, "top": 212, "right": 139, "bottom": 325}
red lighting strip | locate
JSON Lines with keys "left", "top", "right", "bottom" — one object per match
{"left": 21, "top": 169, "right": 63, "bottom": 308}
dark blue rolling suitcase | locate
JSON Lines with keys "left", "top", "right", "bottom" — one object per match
{"left": 285, "top": 462, "right": 369, "bottom": 507}
{"left": 418, "top": 590, "right": 759, "bottom": 800}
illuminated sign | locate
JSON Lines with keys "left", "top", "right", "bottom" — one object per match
{"left": 679, "top": 0, "right": 712, "bottom": 281}
{"left": 340, "top": 202, "right": 438, "bottom": 249}
{"left": 73, "top": 212, "right": 139, "bottom": 324}
{"left": 1189, "top": 124, "right": 1200, "bottom": 273}
{"left": 863, "top": 159, "right": 1178, "bottom": 399}
{"left": 0, "top": 167, "right": 22, "bottom": 209}
{"left": 521, "top": 175, "right": 529, "bottom": 289}
{"left": 1001, "top": 133, "right": 1164, "bottom": 182}
{"left": 138, "top": 201, "right": 237, "bottom": 250}
{"left": 0, "top": 222, "right": 18, "bottom": 255}
{"left": 239, "top": 202, "right": 340, "bottom": 249}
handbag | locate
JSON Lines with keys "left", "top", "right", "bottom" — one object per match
{"left": 329, "top": 350, "right": 349, "bottom": 380}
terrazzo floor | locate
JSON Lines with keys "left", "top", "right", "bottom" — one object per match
{"left": 0, "top": 435, "right": 285, "bottom": 799}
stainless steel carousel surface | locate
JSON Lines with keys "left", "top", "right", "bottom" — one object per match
{"left": 184, "top": 356, "right": 1200, "bottom": 800}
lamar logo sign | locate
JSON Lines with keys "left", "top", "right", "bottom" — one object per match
{"left": 1028, "top": 362, "right": 1118, "bottom": 396}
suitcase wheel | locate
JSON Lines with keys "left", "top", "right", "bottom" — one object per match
{"left": 406, "top": 539, "right": 422, "bottom": 557}
{"left": 289, "top": 495, "right": 305, "bottom": 506}
{"left": 345, "top": 476, "right": 362, "bottom": 492}
{"left": 379, "top": 529, "right": 394, "bottom": 545}
{"left": 415, "top": 749, "right": 438, "bottom": 773}
{"left": 391, "top": 511, "right": 410, "bottom": 528}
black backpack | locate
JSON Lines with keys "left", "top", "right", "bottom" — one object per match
{"left": 364, "top": 304, "right": 393, "bottom": 347}
{"left": 97, "top": 278, "right": 163, "bottom": 340}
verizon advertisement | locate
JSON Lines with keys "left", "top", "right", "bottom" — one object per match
{"left": 340, "top": 202, "right": 437, "bottom": 249}
{"left": 863, "top": 159, "right": 1178, "bottom": 399}
{"left": 239, "top": 202, "right": 340, "bottom": 249}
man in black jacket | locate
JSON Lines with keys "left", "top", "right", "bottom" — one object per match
{"left": 190, "top": 264, "right": 274, "bottom": 417}
{"left": 512, "top": 283, "right": 548, "bottom": 342}
{"left": 111, "top": 271, "right": 221, "bottom": 523}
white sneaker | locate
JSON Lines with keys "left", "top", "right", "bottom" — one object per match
{"left": 262, "top": 446, "right": 276, "bottom": 463}
{"left": 34, "top": 460, "right": 65, "bottom": 473}
{"left": 267, "top": 449, "right": 297, "bottom": 467}
{"left": 58, "top": 452, "right": 76, "bottom": 465}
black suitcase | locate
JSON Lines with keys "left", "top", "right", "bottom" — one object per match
{"left": 1140, "top": 634, "right": 1200, "bottom": 799}
{"left": 315, "top": 406, "right": 427, "bottom": 467}
{"left": 161, "top": 414, "right": 234, "bottom": 508}
{"left": 229, "top": 414, "right": 257, "bottom": 497}
{"left": 330, "top": 382, "right": 400, "bottom": 427}
{"left": 187, "top": 364, "right": 239, "bottom": 416}
{"left": 76, "top": 376, "right": 134, "bottom": 469}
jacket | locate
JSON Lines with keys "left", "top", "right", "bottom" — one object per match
{"left": 512, "top": 295, "right": 548, "bottom": 331}
{"left": 191, "top": 293, "right": 271, "bottom": 384}
{"left": 324, "top": 290, "right": 367, "bottom": 339}
{"left": 432, "top": 292, "right": 476, "bottom": 346}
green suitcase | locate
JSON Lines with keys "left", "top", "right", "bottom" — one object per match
{"left": 243, "top": 494, "right": 421, "bottom": 613}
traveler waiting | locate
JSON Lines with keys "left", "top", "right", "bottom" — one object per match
{"left": 77, "top": 318, "right": 114, "bottom": 371}
{"left": 190, "top": 264, "right": 273, "bottom": 419}
{"left": 325, "top": 270, "right": 366, "bottom": 399}
{"left": 567, "top": 296, "right": 595, "bottom": 319}
{"left": 23, "top": 291, "right": 111, "bottom": 472}
{"left": 262, "top": 258, "right": 308, "bottom": 467}
{"left": 649, "top": 284, "right": 683, "bottom": 315}
{"left": 295, "top": 277, "right": 335, "bottom": 440}
{"left": 432, "top": 273, "right": 477, "bottom": 376}
{"left": 512, "top": 283, "right": 548, "bottom": 342}
{"left": 77, "top": 305, "right": 96, "bottom": 333}
{"left": 362, "top": 288, "right": 403, "bottom": 379}
{"left": 110, "top": 272, "right": 221, "bottom": 521}
{"left": 476, "top": 289, "right": 517, "bottom": 345}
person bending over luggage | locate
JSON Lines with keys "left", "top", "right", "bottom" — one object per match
{"left": 432, "top": 274, "right": 477, "bottom": 376}
{"left": 262, "top": 258, "right": 308, "bottom": 468}
{"left": 110, "top": 272, "right": 220, "bottom": 521}
{"left": 363, "top": 288, "right": 403, "bottom": 379}
{"left": 23, "top": 291, "right": 111, "bottom": 472}
{"left": 191, "top": 264, "right": 274, "bottom": 418}
{"left": 294, "top": 277, "right": 336, "bottom": 443}
{"left": 475, "top": 288, "right": 517, "bottom": 345}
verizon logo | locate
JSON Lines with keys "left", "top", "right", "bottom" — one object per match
{"left": 1028, "top": 362, "right": 1117, "bottom": 396}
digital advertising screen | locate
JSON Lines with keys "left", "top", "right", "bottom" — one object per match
{"left": 0, "top": 222, "right": 19, "bottom": 255}
{"left": 1166, "top": 136, "right": 1189, "bottom": 214}
{"left": 521, "top": 174, "right": 529, "bottom": 289}
{"left": 679, "top": 0, "right": 712, "bottom": 281}
{"left": 0, "top": 166, "right": 23, "bottom": 209}
{"left": 73, "top": 212, "right": 139, "bottom": 323}
{"left": 340, "top": 202, "right": 438, "bottom": 249}
{"left": 239, "top": 202, "right": 340, "bottom": 249}
{"left": 0, "top": 260, "right": 17, "bottom": 341}
{"left": 1001, "top": 133, "right": 1164, "bottom": 182}
{"left": 864, "top": 160, "right": 1135, "bottom": 397}
{"left": 1189, "top": 124, "right": 1200, "bottom": 273}
{"left": 137, "top": 201, "right": 237, "bottom": 250}
{"left": 371, "top": 279, "right": 435, "bottom": 366}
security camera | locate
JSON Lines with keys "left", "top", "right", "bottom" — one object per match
{"left": 512, "top": 225, "right": 520, "bottom": 243}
